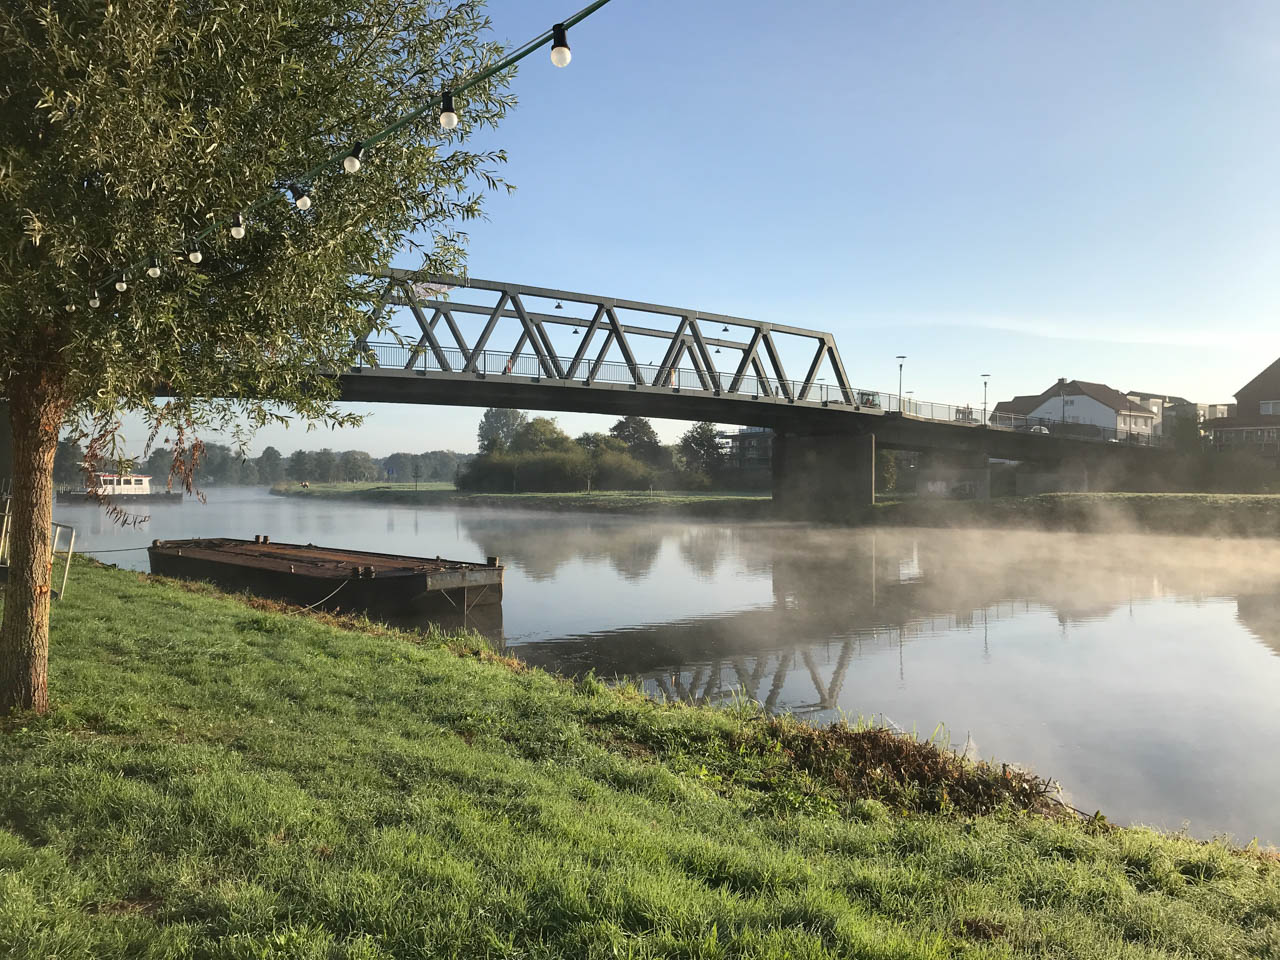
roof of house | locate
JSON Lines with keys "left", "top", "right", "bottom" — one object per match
{"left": 1126, "top": 390, "right": 1193, "bottom": 406}
{"left": 994, "top": 380, "right": 1155, "bottom": 418}
{"left": 1236, "top": 357, "right": 1280, "bottom": 401}
{"left": 992, "top": 394, "right": 1043, "bottom": 416}
{"left": 1068, "top": 380, "right": 1155, "bottom": 415}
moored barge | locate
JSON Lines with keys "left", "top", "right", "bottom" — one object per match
{"left": 147, "top": 537, "right": 503, "bottom": 616}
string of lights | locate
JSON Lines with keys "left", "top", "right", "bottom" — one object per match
{"left": 77, "top": 0, "right": 612, "bottom": 311}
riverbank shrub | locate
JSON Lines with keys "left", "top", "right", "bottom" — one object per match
{"left": 458, "top": 450, "right": 590, "bottom": 492}
{"left": 1, "top": 563, "right": 1277, "bottom": 958}
{"left": 458, "top": 448, "right": 656, "bottom": 493}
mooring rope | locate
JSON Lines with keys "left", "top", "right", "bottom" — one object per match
{"left": 299, "top": 579, "right": 348, "bottom": 611}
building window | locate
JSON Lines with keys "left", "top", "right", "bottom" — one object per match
{"left": 1261, "top": 400, "right": 1280, "bottom": 415}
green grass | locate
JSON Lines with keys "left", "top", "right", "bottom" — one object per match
{"left": 2, "top": 564, "right": 1278, "bottom": 958}
{"left": 272, "top": 482, "right": 772, "bottom": 517}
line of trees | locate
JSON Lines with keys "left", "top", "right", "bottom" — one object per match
{"left": 51, "top": 441, "right": 468, "bottom": 488}
{"left": 460, "top": 410, "right": 742, "bottom": 493}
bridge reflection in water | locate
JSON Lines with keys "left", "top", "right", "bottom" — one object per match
{"left": 453, "top": 517, "right": 1280, "bottom": 720}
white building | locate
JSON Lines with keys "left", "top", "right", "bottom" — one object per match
{"left": 992, "top": 379, "right": 1157, "bottom": 439}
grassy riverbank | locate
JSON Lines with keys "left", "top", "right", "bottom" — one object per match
{"left": 272, "top": 481, "right": 772, "bottom": 518}
{"left": 873, "top": 493, "right": 1280, "bottom": 538}
{"left": 2, "top": 564, "right": 1278, "bottom": 957}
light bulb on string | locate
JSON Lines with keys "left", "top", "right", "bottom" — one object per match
{"left": 187, "top": 242, "right": 203, "bottom": 264}
{"left": 65, "top": 303, "right": 76, "bottom": 313}
{"left": 343, "top": 142, "right": 364, "bottom": 174}
{"left": 439, "top": 91, "right": 458, "bottom": 130}
{"left": 230, "top": 212, "right": 246, "bottom": 239}
{"left": 550, "top": 23, "right": 571, "bottom": 67}
{"left": 115, "top": 273, "right": 128, "bottom": 292}
{"left": 289, "top": 184, "right": 311, "bottom": 210}
{"left": 89, "top": 291, "right": 100, "bottom": 308}
{"left": 147, "top": 257, "right": 161, "bottom": 279}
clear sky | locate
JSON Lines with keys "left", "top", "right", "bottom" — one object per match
{"left": 130, "top": 0, "right": 1280, "bottom": 456}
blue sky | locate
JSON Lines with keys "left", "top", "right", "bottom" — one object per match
{"left": 144, "top": 0, "right": 1280, "bottom": 456}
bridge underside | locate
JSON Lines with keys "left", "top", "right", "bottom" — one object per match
{"left": 339, "top": 369, "right": 1172, "bottom": 515}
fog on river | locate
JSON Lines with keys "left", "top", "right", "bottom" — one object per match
{"left": 55, "top": 489, "right": 1280, "bottom": 846}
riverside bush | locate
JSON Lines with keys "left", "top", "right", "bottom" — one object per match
{"left": 458, "top": 449, "right": 655, "bottom": 493}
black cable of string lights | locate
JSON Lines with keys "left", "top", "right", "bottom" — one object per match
{"left": 80, "top": 0, "right": 615, "bottom": 306}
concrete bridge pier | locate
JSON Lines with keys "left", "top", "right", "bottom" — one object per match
{"left": 772, "top": 430, "right": 876, "bottom": 520}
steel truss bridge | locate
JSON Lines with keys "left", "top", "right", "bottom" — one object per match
{"left": 344, "top": 270, "right": 1168, "bottom": 453}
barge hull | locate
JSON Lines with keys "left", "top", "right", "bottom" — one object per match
{"left": 146, "top": 538, "right": 502, "bottom": 617}
{"left": 57, "top": 492, "right": 184, "bottom": 503}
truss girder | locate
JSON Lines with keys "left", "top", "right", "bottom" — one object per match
{"left": 361, "top": 272, "right": 856, "bottom": 410}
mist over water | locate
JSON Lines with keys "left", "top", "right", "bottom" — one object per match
{"left": 56, "top": 489, "right": 1280, "bottom": 845}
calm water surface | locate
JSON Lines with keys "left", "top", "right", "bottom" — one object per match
{"left": 55, "top": 488, "right": 1280, "bottom": 845}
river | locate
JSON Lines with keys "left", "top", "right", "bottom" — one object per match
{"left": 54, "top": 488, "right": 1280, "bottom": 845}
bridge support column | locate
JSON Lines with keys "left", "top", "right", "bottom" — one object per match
{"left": 772, "top": 430, "right": 875, "bottom": 520}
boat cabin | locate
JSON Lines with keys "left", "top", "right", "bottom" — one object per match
{"left": 92, "top": 474, "right": 153, "bottom": 495}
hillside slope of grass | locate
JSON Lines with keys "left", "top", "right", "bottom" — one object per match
{"left": 1, "top": 564, "right": 1277, "bottom": 958}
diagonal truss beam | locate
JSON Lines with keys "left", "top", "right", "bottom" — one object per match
{"left": 372, "top": 272, "right": 859, "bottom": 407}
{"left": 403, "top": 286, "right": 452, "bottom": 373}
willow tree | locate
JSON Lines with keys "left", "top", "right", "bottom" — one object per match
{"left": 0, "top": 0, "right": 514, "bottom": 713}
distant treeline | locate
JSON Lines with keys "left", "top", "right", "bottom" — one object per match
{"left": 53, "top": 441, "right": 470, "bottom": 487}
{"left": 456, "top": 410, "right": 764, "bottom": 493}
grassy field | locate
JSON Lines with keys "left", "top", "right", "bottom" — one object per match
{"left": 272, "top": 482, "right": 773, "bottom": 517}
{"left": 1, "top": 564, "right": 1278, "bottom": 957}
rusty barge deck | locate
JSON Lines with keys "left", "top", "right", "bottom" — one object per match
{"left": 147, "top": 537, "right": 503, "bottom": 616}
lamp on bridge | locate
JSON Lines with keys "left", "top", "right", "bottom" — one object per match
{"left": 895, "top": 355, "right": 906, "bottom": 413}
{"left": 981, "top": 373, "right": 991, "bottom": 424}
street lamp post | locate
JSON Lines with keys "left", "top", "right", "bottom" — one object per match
{"left": 981, "top": 373, "right": 991, "bottom": 424}
{"left": 895, "top": 355, "right": 906, "bottom": 413}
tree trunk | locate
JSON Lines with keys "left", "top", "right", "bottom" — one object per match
{"left": 0, "top": 372, "right": 67, "bottom": 715}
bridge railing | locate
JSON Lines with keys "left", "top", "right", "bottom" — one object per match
{"left": 356, "top": 340, "right": 867, "bottom": 406}
{"left": 354, "top": 341, "right": 1172, "bottom": 447}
